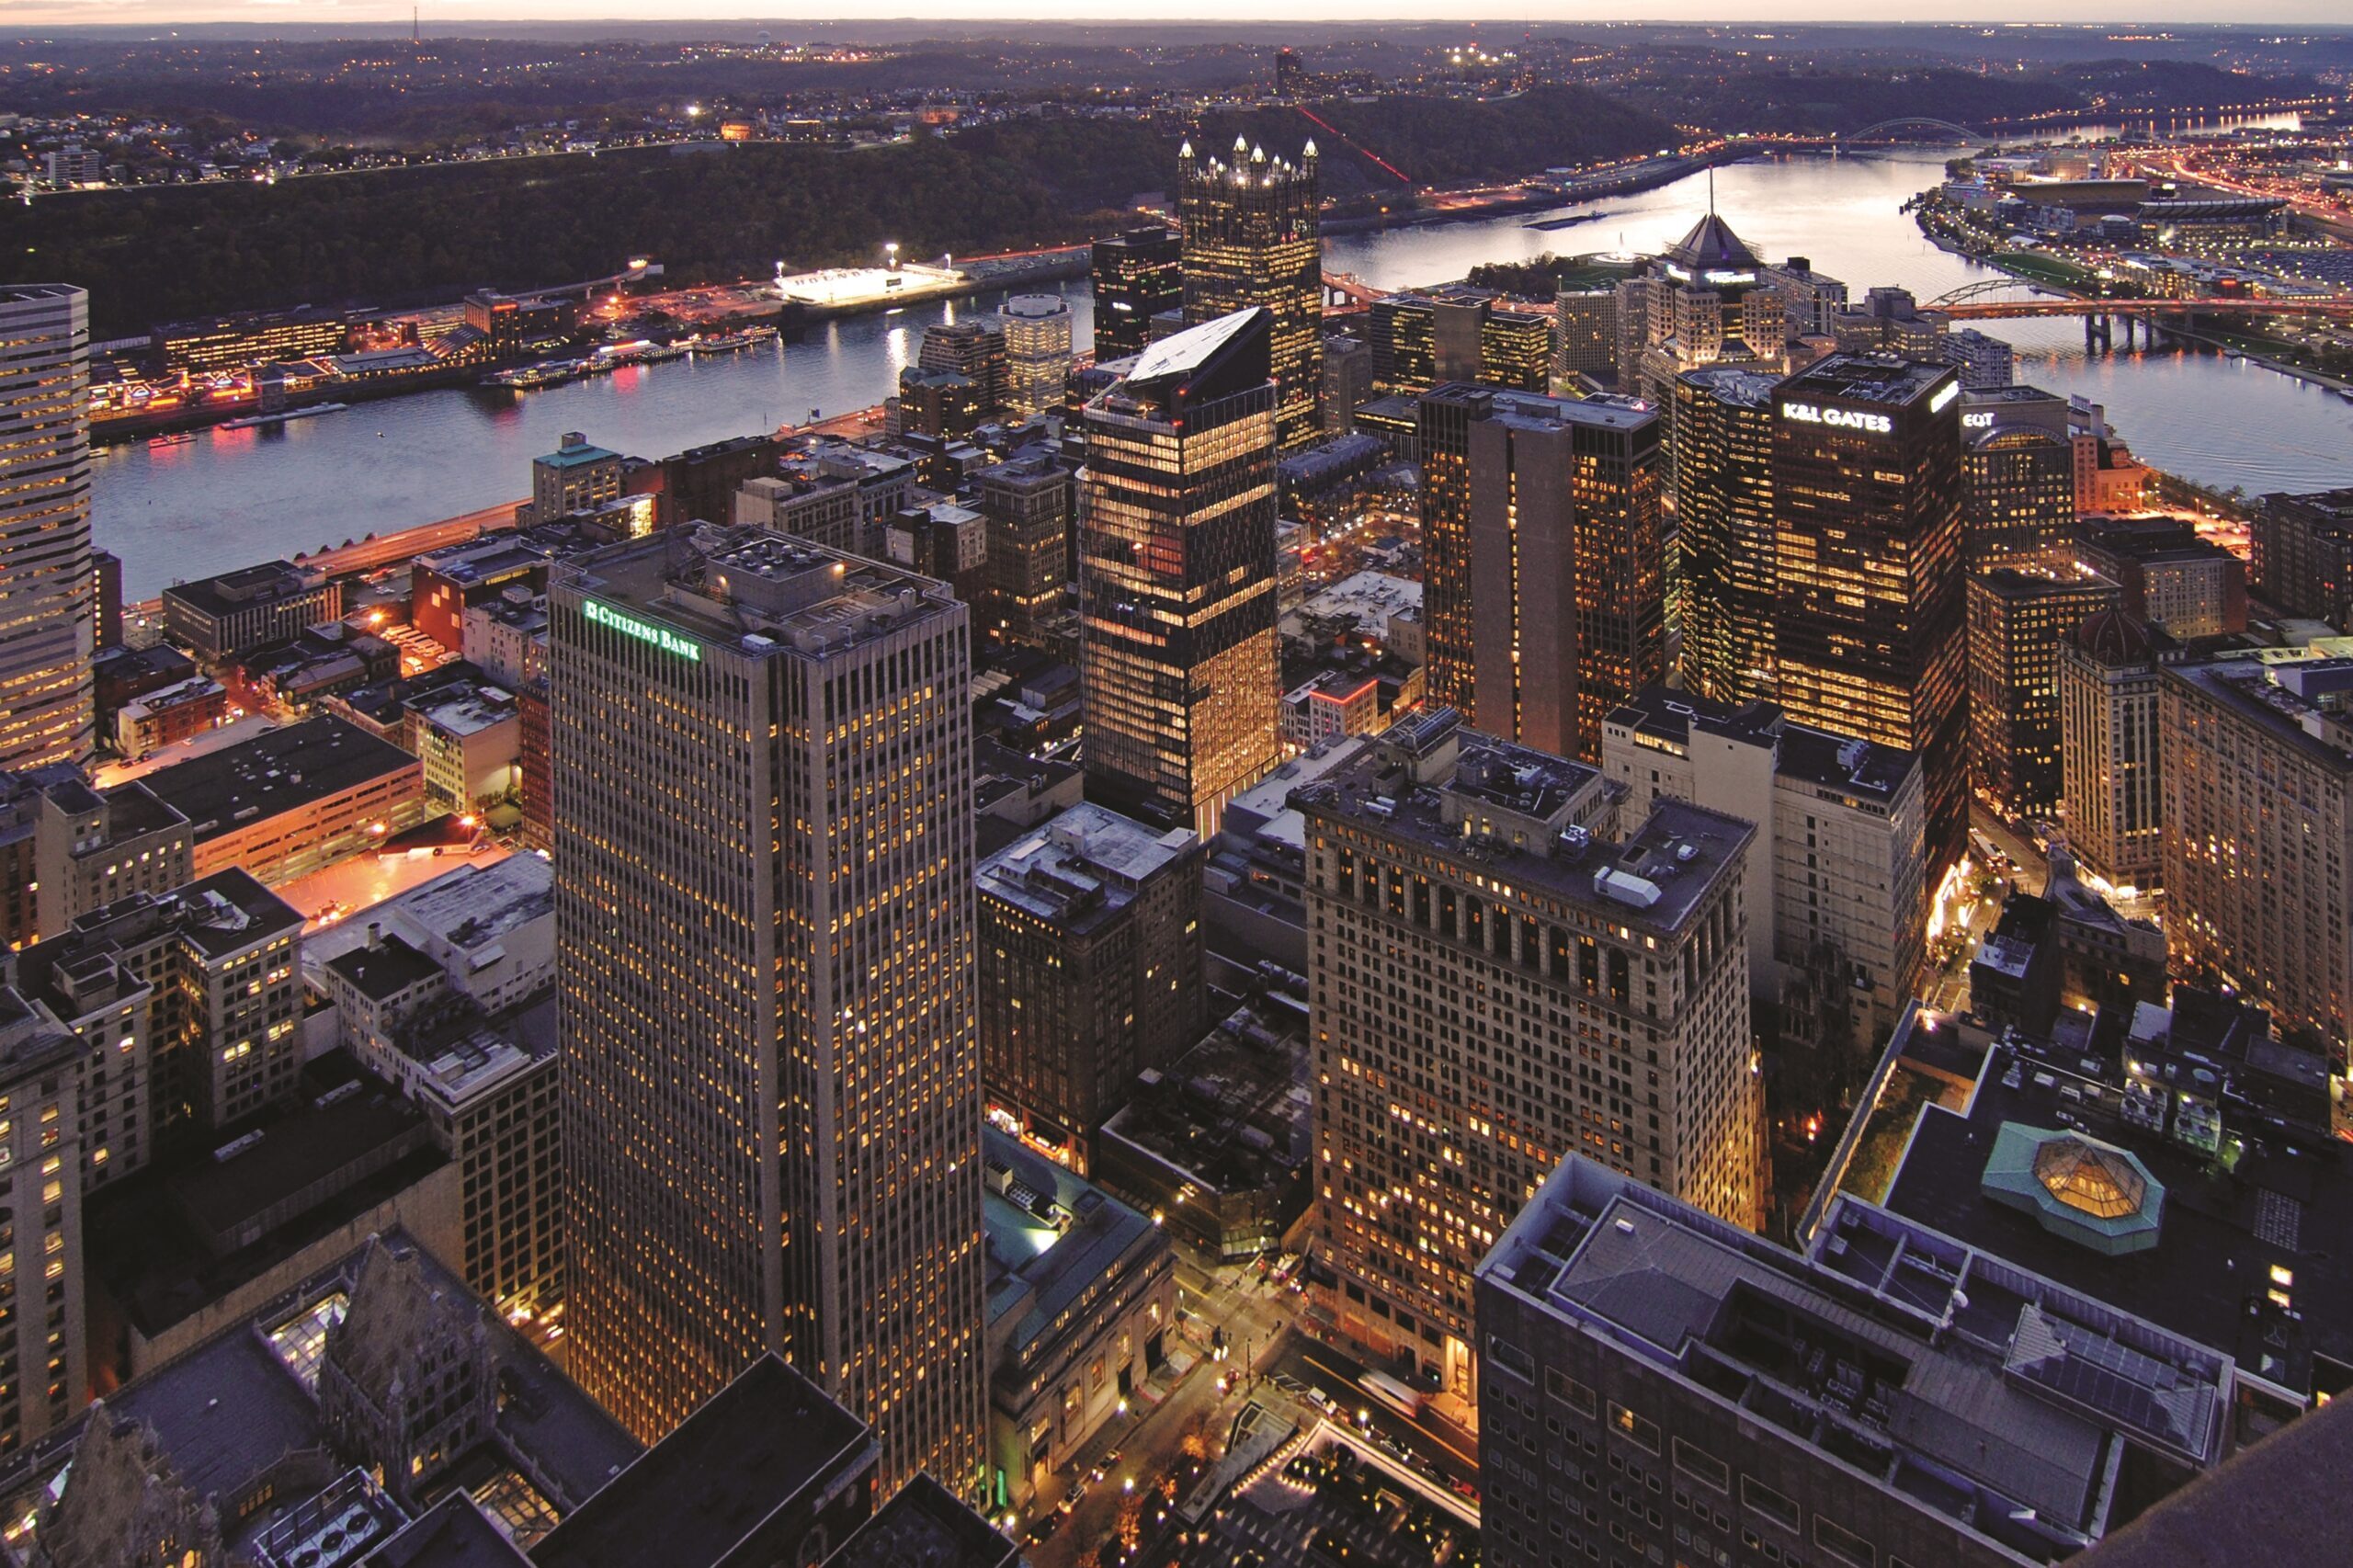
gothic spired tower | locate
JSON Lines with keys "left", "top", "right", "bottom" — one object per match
{"left": 1178, "top": 135, "right": 1323, "bottom": 451}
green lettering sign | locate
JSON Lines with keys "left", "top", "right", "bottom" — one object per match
{"left": 585, "top": 598, "right": 702, "bottom": 662}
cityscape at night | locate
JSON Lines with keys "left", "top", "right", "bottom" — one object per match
{"left": 7, "top": 10, "right": 2353, "bottom": 1567}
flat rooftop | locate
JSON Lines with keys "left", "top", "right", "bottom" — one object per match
{"left": 1427, "top": 380, "right": 1657, "bottom": 433}
{"left": 531, "top": 1354, "right": 874, "bottom": 1568}
{"left": 977, "top": 802, "right": 1194, "bottom": 929}
{"left": 141, "top": 715, "right": 418, "bottom": 842}
{"left": 1780, "top": 352, "right": 1954, "bottom": 408}
{"left": 983, "top": 1129, "right": 1161, "bottom": 1358}
{"left": 555, "top": 524, "right": 959, "bottom": 664}
{"left": 1865, "top": 1012, "right": 2352, "bottom": 1403}
{"left": 1483, "top": 1158, "right": 2236, "bottom": 1564}
{"left": 825, "top": 1474, "right": 1017, "bottom": 1568}
{"left": 163, "top": 560, "right": 323, "bottom": 619}
{"left": 2165, "top": 659, "right": 2353, "bottom": 772}
{"left": 1302, "top": 728, "right": 1751, "bottom": 937}
{"left": 1679, "top": 363, "right": 1784, "bottom": 406}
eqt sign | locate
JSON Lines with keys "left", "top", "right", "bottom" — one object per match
{"left": 1781, "top": 401, "right": 1893, "bottom": 436}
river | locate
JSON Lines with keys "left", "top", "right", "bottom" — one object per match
{"left": 92, "top": 140, "right": 2353, "bottom": 599}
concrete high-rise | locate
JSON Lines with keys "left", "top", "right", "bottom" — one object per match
{"left": 2160, "top": 656, "right": 2353, "bottom": 1050}
{"left": 1177, "top": 136, "right": 1322, "bottom": 449}
{"left": 1078, "top": 308, "right": 1280, "bottom": 838}
{"left": 998, "top": 294, "right": 1074, "bottom": 416}
{"left": 1771, "top": 355, "right": 1969, "bottom": 876}
{"left": 1965, "top": 568, "right": 2120, "bottom": 823}
{"left": 1302, "top": 712, "right": 1760, "bottom": 1392}
{"left": 1617, "top": 213, "right": 1787, "bottom": 416}
{"left": 2058, "top": 608, "right": 2174, "bottom": 895}
{"left": 1089, "top": 227, "right": 1182, "bottom": 363}
{"left": 1674, "top": 367, "right": 1781, "bottom": 704}
{"left": 1418, "top": 385, "right": 1662, "bottom": 762}
{"left": 550, "top": 526, "right": 986, "bottom": 1498}
{"left": 0, "top": 285, "right": 96, "bottom": 771}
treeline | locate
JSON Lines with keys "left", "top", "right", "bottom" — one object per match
{"left": 16, "top": 88, "right": 1677, "bottom": 336}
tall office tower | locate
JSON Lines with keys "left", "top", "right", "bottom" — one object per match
{"left": 1771, "top": 356, "right": 1969, "bottom": 876}
{"left": 1553, "top": 287, "right": 1620, "bottom": 388}
{"left": 2250, "top": 486, "right": 2353, "bottom": 628}
{"left": 1759, "top": 254, "right": 1848, "bottom": 338}
{"left": 1417, "top": 385, "right": 1662, "bottom": 762}
{"left": 1617, "top": 213, "right": 1787, "bottom": 417}
{"left": 2161, "top": 657, "right": 2353, "bottom": 1050}
{"left": 0, "top": 285, "right": 95, "bottom": 772}
{"left": 1965, "top": 569, "right": 2120, "bottom": 823}
{"left": 2058, "top": 608, "right": 2174, "bottom": 895}
{"left": 550, "top": 526, "right": 985, "bottom": 1495}
{"left": 1078, "top": 308, "right": 1280, "bottom": 838}
{"left": 531, "top": 431, "right": 624, "bottom": 523}
{"left": 1322, "top": 335, "right": 1373, "bottom": 433}
{"left": 1476, "top": 1159, "right": 2236, "bottom": 1568}
{"left": 977, "top": 454, "right": 1074, "bottom": 648}
{"left": 2074, "top": 515, "right": 2247, "bottom": 642}
{"left": 1674, "top": 367, "right": 1781, "bottom": 704}
{"left": 918, "top": 318, "right": 1009, "bottom": 415}
{"left": 1089, "top": 227, "right": 1182, "bottom": 363}
{"left": 1303, "top": 715, "right": 1759, "bottom": 1391}
{"left": 0, "top": 987, "right": 84, "bottom": 1448}
{"left": 1368, "top": 290, "right": 1549, "bottom": 395}
{"left": 1177, "top": 136, "right": 1322, "bottom": 450}
{"left": 997, "top": 294, "right": 1073, "bottom": 416}
{"left": 1604, "top": 687, "right": 1927, "bottom": 1059}
{"left": 975, "top": 802, "right": 1203, "bottom": 1175}
{"left": 1961, "top": 386, "right": 2081, "bottom": 575}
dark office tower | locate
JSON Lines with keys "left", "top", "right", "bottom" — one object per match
{"left": 1089, "top": 227, "right": 1182, "bottom": 363}
{"left": 1966, "top": 568, "right": 2120, "bottom": 824}
{"left": 1369, "top": 290, "right": 1552, "bottom": 397}
{"left": 1274, "top": 45, "right": 1304, "bottom": 95}
{"left": 1079, "top": 308, "right": 1280, "bottom": 839}
{"left": 977, "top": 454, "right": 1074, "bottom": 649}
{"left": 918, "top": 318, "right": 1009, "bottom": 415}
{"left": 1177, "top": 135, "right": 1323, "bottom": 451}
{"left": 89, "top": 548, "right": 122, "bottom": 651}
{"left": 1418, "top": 385, "right": 1662, "bottom": 762}
{"left": 0, "top": 286, "right": 95, "bottom": 771}
{"left": 1961, "top": 385, "right": 2079, "bottom": 574}
{"left": 1771, "top": 355, "right": 1969, "bottom": 874}
{"left": 550, "top": 528, "right": 986, "bottom": 1499}
{"left": 1675, "top": 367, "right": 1781, "bottom": 704}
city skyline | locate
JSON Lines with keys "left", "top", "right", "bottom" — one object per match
{"left": 23, "top": 6, "right": 2353, "bottom": 28}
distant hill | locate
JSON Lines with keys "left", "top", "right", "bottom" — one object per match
{"left": 14, "top": 89, "right": 1678, "bottom": 335}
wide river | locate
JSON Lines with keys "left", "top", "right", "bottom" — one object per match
{"left": 93, "top": 142, "right": 2353, "bottom": 598}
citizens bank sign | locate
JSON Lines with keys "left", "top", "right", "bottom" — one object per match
{"left": 585, "top": 599, "right": 702, "bottom": 662}
{"left": 1781, "top": 401, "right": 1893, "bottom": 435}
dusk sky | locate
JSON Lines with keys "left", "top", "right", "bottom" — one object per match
{"left": 19, "top": 4, "right": 2353, "bottom": 29}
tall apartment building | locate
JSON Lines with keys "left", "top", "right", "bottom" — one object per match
{"left": 551, "top": 525, "right": 986, "bottom": 1496}
{"left": 2059, "top": 608, "right": 2175, "bottom": 894}
{"left": 10, "top": 867, "right": 301, "bottom": 1160}
{"left": 1961, "top": 384, "right": 2080, "bottom": 575}
{"left": 1965, "top": 568, "right": 2120, "bottom": 823}
{"left": 2251, "top": 485, "right": 2353, "bottom": 628}
{"left": 1772, "top": 355, "right": 1969, "bottom": 876}
{"left": 919, "top": 318, "right": 1011, "bottom": 417}
{"left": 1177, "top": 136, "right": 1322, "bottom": 449}
{"left": 17, "top": 772, "right": 191, "bottom": 943}
{"left": 531, "top": 432, "right": 625, "bottom": 523}
{"left": 1417, "top": 385, "right": 1663, "bottom": 762}
{"left": 1089, "top": 226, "right": 1182, "bottom": 363}
{"left": 1475, "top": 1158, "right": 2237, "bottom": 1568}
{"left": 1302, "top": 712, "right": 1759, "bottom": 1392}
{"left": 976, "top": 803, "right": 1202, "bottom": 1175}
{"left": 1603, "top": 687, "right": 1927, "bottom": 1057}
{"left": 1617, "top": 214, "right": 1787, "bottom": 418}
{"left": 1078, "top": 308, "right": 1280, "bottom": 838}
{"left": 2072, "top": 515, "right": 2245, "bottom": 641}
{"left": 1553, "top": 287, "right": 1620, "bottom": 387}
{"left": 2161, "top": 657, "right": 2353, "bottom": 1048}
{"left": 0, "top": 286, "right": 95, "bottom": 773}
{"left": 998, "top": 295, "right": 1073, "bottom": 415}
{"left": 976, "top": 455, "right": 1074, "bottom": 648}
{"left": 0, "top": 987, "right": 86, "bottom": 1449}
{"left": 1367, "top": 289, "right": 1551, "bottom": 395}
{"left": 1674, "top": 367, "right": 1781, "bottom": 705}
